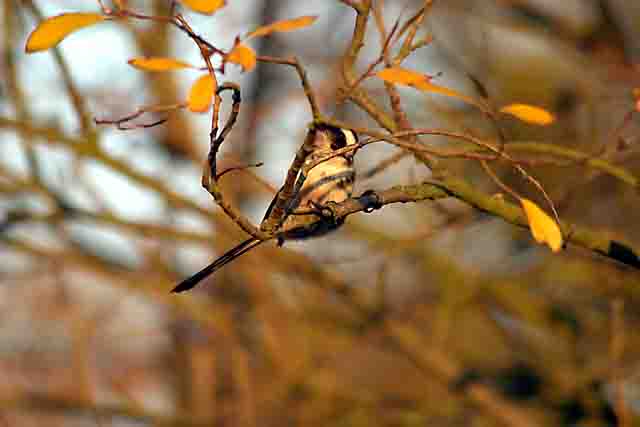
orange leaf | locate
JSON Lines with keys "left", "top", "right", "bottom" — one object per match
{"left": 633, "top": 89, "right": 640, "bottom": 112}
{"left": 227, "top": 43, "right": 256, "bottom": 72}
{"left": 376, "top": 67, "right": 481, "bottom": 108}
{"left": 376, "top": 67, "right": 433, "bottom": 86}
{"left": 520, "top": 198, "right": 563, "bottom": 252}
{"left": 179, "top": 0, "right": 225, "bottom": 14}
{"left": 187, "top": 74, "right": 216, "bottom": 113}
{"left": 25, "top": 13, "right": 107, "bottom": 53}
{"left": 499, "top": 104, "right": 555, "bottom": 125}
{"left": 247, "top": 15, "right": 318, "bottom": 39}
{"left": 128, "top": 57, "right": 195, "bottom": 72}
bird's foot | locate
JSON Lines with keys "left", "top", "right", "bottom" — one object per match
{"left": 359, "top": 190, "right": 383, "bottom": 213}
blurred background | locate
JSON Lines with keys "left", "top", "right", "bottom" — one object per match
{"left": 1, "top": 0, "right": 640, "bottom": 426}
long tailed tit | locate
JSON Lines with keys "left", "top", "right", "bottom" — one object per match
{"left": 172, "top": 124, "right": 358, "bottom": 293}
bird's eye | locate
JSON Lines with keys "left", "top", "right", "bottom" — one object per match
{"left": 330, "top": 131, "right": 347, "bottom": 150}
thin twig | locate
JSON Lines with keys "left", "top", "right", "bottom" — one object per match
{"left": 216, "top": 162, "right": 265, "bottom": 181}
{"left": 256, "top": 56, "right": 321, "bottom": 120}
{"left": 94, "top": 104, "right": 181, "bottom": 130}
{"left": 259, "top": 129, "right": 315, "bottom": 233}
{"left": 361, "top": 150, "right": 410, "bottom": 180}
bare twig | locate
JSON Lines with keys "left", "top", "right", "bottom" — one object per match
{"left": 216, "top": 162, "right": 265, "bottom": 181}
{"left": 94, "top": 104, "right": 180, "bottom": 130}
{"left": 256, "top": 56, "right": 321, "bottom": 120}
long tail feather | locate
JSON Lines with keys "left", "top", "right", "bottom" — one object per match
{"left": 172, "top": 238, "right": 264, "bottom": 293}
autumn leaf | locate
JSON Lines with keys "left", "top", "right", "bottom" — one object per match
{"left": 376, "top": 67, "right": 482, "bottom": 109}
{"left": 520, "top": 198, "right": 563, "bottom": 252}
{"left": 25, "top": 13, "right": 107, "bottom": 53}
{"left": 499, "top": 104, "right": 555, "bottom": 125}
{"left": 226, "top": 43, "right": 257, "bottom": 72}
{"left": 179, "top": 0, "right": 225, "bottom": 14}
{"left": 128, "top": 57, "right": 195, "bottom": 72}
{"left": 187, "top": 74, "right": 216, "bottom": 112}
{"left": 377, "top": 66, "right": 432, "bottom": 86}
{"left": 247, "top": 15, "right": 318, "bottom": 39}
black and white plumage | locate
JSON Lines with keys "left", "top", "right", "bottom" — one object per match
{"left": 172, "top": 124, "right": 358, "bottom": 293}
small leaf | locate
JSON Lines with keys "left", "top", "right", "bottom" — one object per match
{"left": 128, "top": 57, "right": 195, "bottom": 72}
{"left": 499, "top": 104, "right": 555, "bottom": 125}
{"left": 226, "top": 43, "right": 257, "bottom": 72}
{"left": 179, "top": 0, "right": 225, "bottom": 14}
{"left": 377, "top": 66, "right": 432, "bottom": 86}
{"left": 247, "top": 15, "right": 318, "bottom": 39}
{"left": 376, "top": 67, "right": 481, "bottom": 108}
{"left": 25, "top": 13, "right": 107, "bottom": 53}
{"left": 520, "top": 198, "right": 563, "bottom": 252}
{"left": 187, "top": 74, "right": 216, "bottom": 112}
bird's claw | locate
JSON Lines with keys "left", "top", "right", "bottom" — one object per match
{"left": 309, "top": 200, "right": 340, "bottom": 222}
{"left": 360, "top": 190, "right": 383, "bottom": 213}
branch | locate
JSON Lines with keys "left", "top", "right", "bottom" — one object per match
{"left": 198, "top": 83, "right": 270, "bottom": 239}
{"left": 320, "top": 178, "right": 640, "bottom": 270}
{"left": 0, "top": 117, "right": 218, "bottom": 219}
{"left": 503, "top": 142, "right": 639, "bottom": 189}
{"left": 341, "top": 0, "right": 372, "bottom": 83}
{"left": 0, "top": 393, "right": 213, "bottom": 427}
{"left": 259, "top": 129, "right": 315, "bottom": 234}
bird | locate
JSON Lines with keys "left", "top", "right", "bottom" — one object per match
{"left": 172, "top": 124, "right": 358, "bottom": 293}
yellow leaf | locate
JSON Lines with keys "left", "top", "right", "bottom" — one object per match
{"left": 377, "top": 67, "right": 431, "bottom": 86}
{"left": 25, "top": 13, "right": 107, "bottom": 53}
{"left": 376, "top": 67, "right": 481, "bottom": 108}
{"left": 187, "top": 74, "right": 216, "bottom": 113}
{"left": 520, "top": 198, "right": 563, "bottom": 252}
{"left": 226, "top": 43, "right": 257, "bottom": 72}
{"left": 247, "top": 15, "right": 318, "bottom": 39}
{"left": 499, "top": 104, "right": 555, "bottom": 125}
{"left": 179, "top": 0, "right": 225, "bottom": 14}
{"left": 128, "top": 57, "right": 195, "bottom": 72}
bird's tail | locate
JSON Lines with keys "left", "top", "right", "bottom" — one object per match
{"left": 171, "top": 238, "right": 264, "bottom": 293}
